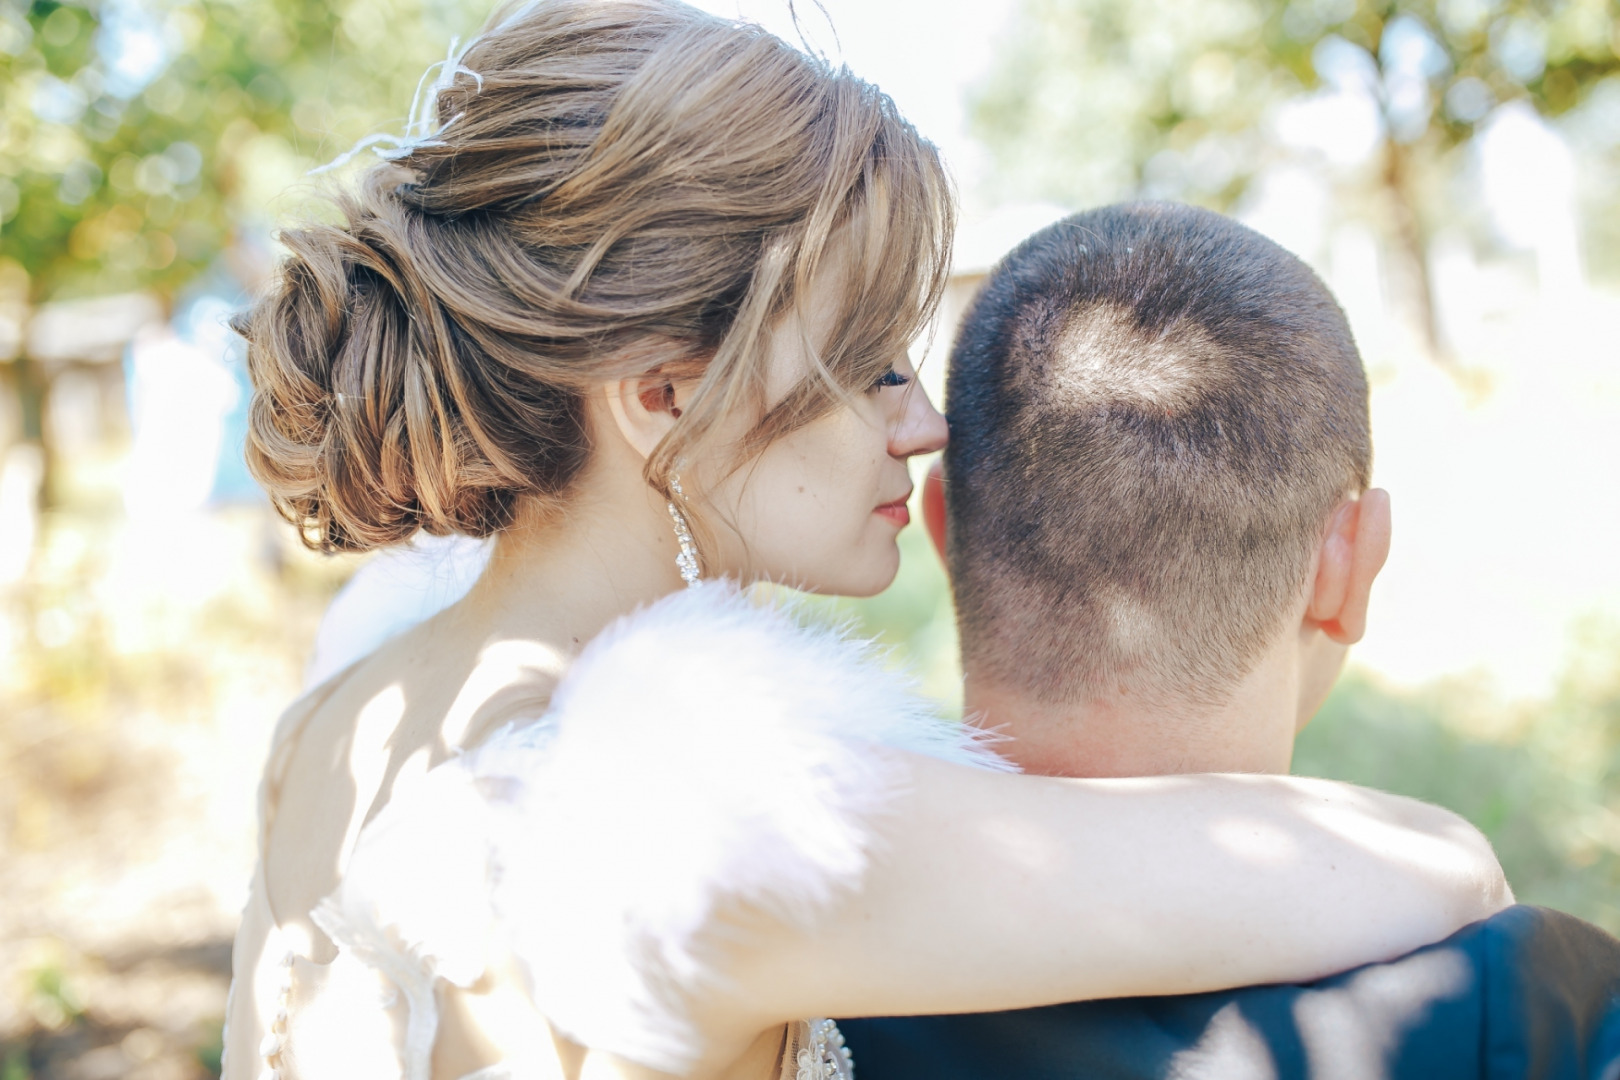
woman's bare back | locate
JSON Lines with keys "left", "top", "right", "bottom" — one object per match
{"left": 233, "top": 602, "right": 578, "bottom": 1080}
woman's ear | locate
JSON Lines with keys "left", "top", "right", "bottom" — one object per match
{"left": 922, "top": 458, "right": 949, "bottom": 578}
{"left": 1306, "top": 488, "right": 1392, "bottom": 645}
{"left": 601, "top": 372, "right": 685, "bottom": 461}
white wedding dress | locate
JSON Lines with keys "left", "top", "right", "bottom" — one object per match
{"left": 225, "top": 583, "right": 1011, "bottom": 1080}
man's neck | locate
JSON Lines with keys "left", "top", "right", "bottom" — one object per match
{"left": 964, "top": 640, "right": 1302, "bottom": 779}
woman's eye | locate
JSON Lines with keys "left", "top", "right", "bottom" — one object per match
{"left": 871, "top": 368, "right": 911, "bottom": 391}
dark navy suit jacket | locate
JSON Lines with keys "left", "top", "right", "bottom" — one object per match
{"left": 840, "top": 906, "right": 1620, "bottom": 1079}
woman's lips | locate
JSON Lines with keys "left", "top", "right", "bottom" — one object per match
{"left": 875, "top": 498, "right": 911, "bottom": 527}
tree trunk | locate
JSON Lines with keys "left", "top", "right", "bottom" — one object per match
{"left": 8, "top": 350, "right": 54, "bottom": 510}
{"left": 1382, "top": 140, "right": 1452, "bottom": 368}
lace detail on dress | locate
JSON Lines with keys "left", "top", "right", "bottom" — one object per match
{"left": 781, "top": 1019, "right": 854, "bottom": 1080}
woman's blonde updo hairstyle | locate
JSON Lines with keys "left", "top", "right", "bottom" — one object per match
{"left": 238, "top": 0, "right": 953, "bottom": 554}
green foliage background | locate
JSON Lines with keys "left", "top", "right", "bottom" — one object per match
{"left": 0, "top": 0, "right": 479, "bottom": 304}
{"left": 971, "top": 0, "right": 1620, "bottom": 352}
{"left": 975, "top": 0, "right": 1620, "bottom": 207}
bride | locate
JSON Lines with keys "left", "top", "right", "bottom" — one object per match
{"left": 224, "top": 2, "right": 1510, "bottom": 1078}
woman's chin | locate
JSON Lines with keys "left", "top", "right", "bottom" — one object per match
{"left": 827, "top": 544, "right": 902, "bottom": 598}
{"left": 745, "top": 537, "right": 902, "bottom": 597}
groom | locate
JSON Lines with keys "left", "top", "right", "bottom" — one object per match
{"left": 840, "top": 203, "right": 1620, "bottom": 1079}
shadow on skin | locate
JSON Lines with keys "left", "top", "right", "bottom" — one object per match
{"left": 347, "top": 632, "right": 571, "bottom": 874}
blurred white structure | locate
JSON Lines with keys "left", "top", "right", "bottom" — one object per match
{"left": 122, "top": 325, "right": 237, "bottom": 518}
{"left": 25, "top": 291, "right": 162, "bottom": 365}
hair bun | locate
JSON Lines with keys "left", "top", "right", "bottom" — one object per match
{"left": 239, "top": 185, "right": 565, "bottom": 553}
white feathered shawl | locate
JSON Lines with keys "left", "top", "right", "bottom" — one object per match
{"left": 313, "top": 582, "right": 1012, "bottom": 1078}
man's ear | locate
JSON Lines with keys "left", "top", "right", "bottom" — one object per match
{"left": 1306, "top": 488, "right": 1392, "bottom": 645}
{"left": 922, "top": 458, "right": 949, "bottom": 575}
{"left": 601, "top": 372, "right": 686, "bottom": 461}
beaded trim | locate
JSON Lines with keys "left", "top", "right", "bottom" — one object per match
{"left": 251, "top": 920, "right": 852, "bottom": 1080}
{"left": 795, "top": 1018, "right": 854, "bottom": 1080}
{"left": 667, "top": 473, "right": 702, "bottom": 589}
{"left": 257, "top": 949, "right": 295, "bottom": 1080}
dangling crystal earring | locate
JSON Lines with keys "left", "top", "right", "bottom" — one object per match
{"left": 666, "top": 473, "right": 702, "bottom": 588}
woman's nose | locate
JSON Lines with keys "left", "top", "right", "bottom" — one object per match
{"left": 889, "top": 380, "right": 949, "bottom": 459}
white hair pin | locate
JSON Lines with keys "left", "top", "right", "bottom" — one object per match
{"left": 310, "top": 35, "right": 485, "bottom": 176}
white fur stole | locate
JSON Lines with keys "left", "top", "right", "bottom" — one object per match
{"left": 313, "top": 582, "right": 1011, "bottom": 1077}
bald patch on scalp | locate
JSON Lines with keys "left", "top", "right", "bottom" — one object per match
{"left": 1045, "top": 305, "right": 1218, "bottom": 411}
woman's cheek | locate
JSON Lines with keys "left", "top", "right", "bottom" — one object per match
{"left": 795, "top": 420, "right": 895, "bottom": 590}
{"left": 713, "top": 403, "right": 895, "bottom": 590}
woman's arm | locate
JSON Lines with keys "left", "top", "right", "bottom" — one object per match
{"left": 318, "top": 586, "right": 1509, "bottom": 1077}
{"left": 701, "top": 755, "right": 1508, "bottom": 1059}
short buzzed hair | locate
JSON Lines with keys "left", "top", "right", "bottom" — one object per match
{"left": 945, "top": 203, "right": 1371, "bottom": 708}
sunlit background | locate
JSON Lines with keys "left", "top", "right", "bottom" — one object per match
{"left": 0, "top": 0, "right": 1617, "bottom": 1075}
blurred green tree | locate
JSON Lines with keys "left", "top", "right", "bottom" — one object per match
{"left": 972, "top": 0, "right": 1620, "bottom": 359}
{"left": 0, "top": 0, "right": 481, "bottom": 482}
{"left": 0, "top": 0, "right": 481, "bottom": 303}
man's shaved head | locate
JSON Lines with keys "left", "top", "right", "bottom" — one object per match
{"left": 945, "top": 203, "right": 1371, "bottom": 709}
